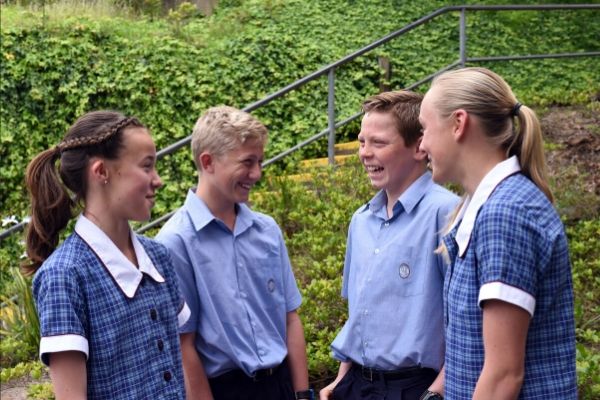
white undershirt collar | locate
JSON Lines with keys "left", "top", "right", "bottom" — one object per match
{"left": 451, "top": 156, "right": 521, "bottom": 257}
{"left": 74, "top": 215, "right": 165, "bottom": 298}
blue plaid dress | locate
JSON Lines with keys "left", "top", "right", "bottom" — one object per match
{"left": 33, "top": 216, "right": 187, "bottom": 399}
{"left": 443, "top": 167, "right": 577, "bottom": 399}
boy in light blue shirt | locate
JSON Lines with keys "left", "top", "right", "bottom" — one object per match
{"left": 157, "top": 106, "right": 312, "bottom": 400}
{"left": 320, "top": 91, "right": 459, "bottom": 400}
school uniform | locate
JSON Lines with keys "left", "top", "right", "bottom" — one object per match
{"left": 442, "top": 156, "right": 577, "bottom": 399}
{"left": 330, "top": 171, "right": 459, "bottom": 399}
{"left": 33, "top": 215, "right": 189, "bottom": 399}
{"left": 156, "top": 190, "right": 302, "bottom": 399}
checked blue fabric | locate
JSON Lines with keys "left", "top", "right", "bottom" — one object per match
{"left": 33, "top": 216, "right": 187, "bottom": 399}
{"left": 442, "top": 157, "right": 577, "bottom": 399}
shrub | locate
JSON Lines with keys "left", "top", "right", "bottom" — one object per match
{"left": 568, "top": 219, "right": 600, "bottom": 398}
{"left": 0, "top": 268, "right": 40, "bottom": 367}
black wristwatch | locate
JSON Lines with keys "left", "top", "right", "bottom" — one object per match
{"left": 295, "top": 389, "right": 315, "bottom": 400}
{"left": 419, "top": 390, "right": 443, "bottom": 400}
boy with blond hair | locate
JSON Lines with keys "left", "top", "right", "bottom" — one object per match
{"left": 158, "top": 106, "right": 312, "bottom": 400}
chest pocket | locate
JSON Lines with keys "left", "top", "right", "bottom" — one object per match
{"left": 249, "top": 256, "right": 285, "bottom": 309}
{"left": 385, "top": 245, "right": 426, "bottom": 297}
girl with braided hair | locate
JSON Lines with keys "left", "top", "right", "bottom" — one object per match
{"left": 418, "top": 67, "right": 577, "bottom": 399}
{"left": 24, "top": 110, "right": 189, "bottom": 399}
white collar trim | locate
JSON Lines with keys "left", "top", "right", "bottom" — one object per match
{"left": 451, "top": 156, "right": 521, "bottom": 257}
{"left": 75, "top": 215, "right": 165, "bottom": 298}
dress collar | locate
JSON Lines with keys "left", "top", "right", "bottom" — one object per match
{"left": 75, "top": 214, "right": 165, "bottom": 298}
{"left": 450, "top": 156, "right": 521, "bottom": 257}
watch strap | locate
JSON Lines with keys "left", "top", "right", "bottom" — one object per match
{"left": 419, "top": 390, "right": 443, "bottom": 400}
{"left": 295, "top": 389, "right": 315, "bottom": 400}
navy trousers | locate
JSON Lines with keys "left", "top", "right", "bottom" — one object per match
{"left": 332, "top": 364, "right": 437, "bottom": 400}
{"left": 209, "top": 361, "right": 295, "bottom": 400}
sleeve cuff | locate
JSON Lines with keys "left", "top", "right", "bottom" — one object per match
{"left": 331, "top": 348, "right": 350, "bottom": 362}
{"left": 178, "top": 302, "right": 191, "bottom": 327}
{"left": 286, "top": 293, "right": 303, "bottom": 313}
{"left": 39, "top": 334, "right": 89, "bottom": 366}
{"left": 479, "top": 282, "right": 536, "bottom": 317}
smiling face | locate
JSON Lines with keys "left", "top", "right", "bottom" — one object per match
{"left": 419, "top": 88, "right": 458, "bottom": 185}
{"left": 104, "top": 127, "right": 162, "bottom": 222}
{"left": 208, "top": 139, "right": 264, "bottom": 209}
{"left": 358, "top": 111, "right": 424, "bottom": 201}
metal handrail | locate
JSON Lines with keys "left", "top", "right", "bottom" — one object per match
{"left": 2, "top": 3, "right": 599, "bottom": 240}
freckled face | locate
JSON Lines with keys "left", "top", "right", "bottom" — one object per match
{"left": 419, "top": 89, "right": 457, "bottom": 185}
{"left": 358, "top": 111, "right": 420, "bottom": 201}
{"left": 105, "top": 127, "right": 162, "bottom": 222}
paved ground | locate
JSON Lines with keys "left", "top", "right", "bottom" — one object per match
{"left": 1, "top": 386, "right": 28, "bottom": 400}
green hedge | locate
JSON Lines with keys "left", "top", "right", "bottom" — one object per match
{"left": 0, "top": 0, "right": 599, "bottom": 396}
{"left": 1, "top": 0, "right": 599, "bottom": 217}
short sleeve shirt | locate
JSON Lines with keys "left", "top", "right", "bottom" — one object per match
{"left": 33, "top": 215, "right": 189, "bottom": 399}
{"left": 443, "top": 157, "right": 577, "bottom": 399}
{"left": 156, "top": 190, "right": 302, "bottom": 378}
{"left": 331, "top": 171, "right": 459, "bottom": 370}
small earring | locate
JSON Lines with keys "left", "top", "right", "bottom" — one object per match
{"left": 103, "top": 180, "right": 108, "bottom": 185}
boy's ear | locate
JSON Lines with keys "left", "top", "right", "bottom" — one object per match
{"left": 199, "top": 152, "right": 215, "bottom": 173}
{"left": 413, "top": 137, "right": 428, "bottom": 161}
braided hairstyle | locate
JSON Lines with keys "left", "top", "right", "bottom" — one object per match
{"left": 23, "top": 110, "right": 145, "bottom": 275}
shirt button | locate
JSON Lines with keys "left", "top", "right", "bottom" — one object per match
{"left": 384, "top": 222, "right": 389, "bottom": 227}
{"left": 150, "top": 309, "right": 158, "bottom": 320}
{"left": 374, "top": 249, "right": 380, "bottom": 254}
{"left": 238, "top": 262, "right": 243, "bottom": 268}
{"left": 163, "top": 371, "right": 172, "bottom": 381}
{"left": 157, "top": 339, "right": 164, "bottom": 351}
{"left": 240, "top": 292, "right": 247, "bottom": 299}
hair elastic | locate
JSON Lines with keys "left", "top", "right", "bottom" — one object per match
{"left": 511, "top": 102, "right": 522, "bottom": 117}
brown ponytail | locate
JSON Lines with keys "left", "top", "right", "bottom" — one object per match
{"left": 22, "top": 111, "right": 145, "bottom": 275}
{"left": 23, "top": 146, "right": 76, "bottom": 274}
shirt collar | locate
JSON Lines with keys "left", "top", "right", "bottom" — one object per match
{"left": 184, "top": 189, "right": 259, "bottom": 234}
{"left": 184, "top": 189, "right": 215, "bottom": 231}
{"left": 74, "top": 214, "right": 165, "bottom": 298}
{"left": 451, "top": 156, "right": 521, "bottom": 257}
{"left": 362, "top": 171, "right": 433, "bottom": 217}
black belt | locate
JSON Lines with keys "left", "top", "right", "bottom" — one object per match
{"left": 353, "top": 363, "right": 437, "bottom": 382}
{"left": 211, "top": 362, "right": 283, "bottom": 383}
{"left": 252, "top": 364, "right": 281, "bottom": 381}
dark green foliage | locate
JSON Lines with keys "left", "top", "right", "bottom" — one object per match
{"left": 568, "top": 219, "right": 600, "bottom": 397}
{"left": 2, "top": 1, "right": 599, "bottom": 217}
{"left": 0, "top": 1, "right": 599, "bottom": 396}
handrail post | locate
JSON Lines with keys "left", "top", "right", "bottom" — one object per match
{"left": 459, "top": 7, "right": 467, "bottom": 67}
{"left": 327, "top": 67, "right": 336, "bottom": 166}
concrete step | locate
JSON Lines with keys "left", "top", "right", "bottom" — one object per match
{"left": 334, "top": 141, "right": 359, "bottom": 155}
{"left": 299, "top": 153, "right": 357, "bottom": 169}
